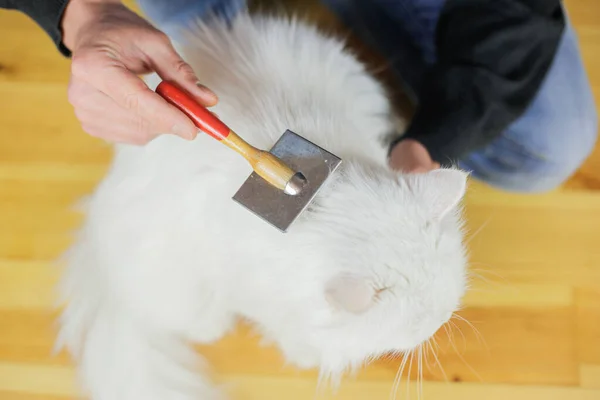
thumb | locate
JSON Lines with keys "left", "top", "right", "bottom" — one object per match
{"left": 145, "top": 35, "right": 219, "bottom": 107}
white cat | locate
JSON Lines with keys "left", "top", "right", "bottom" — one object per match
{"left": 55, "top": 10, "right": 469, "bottom": 400}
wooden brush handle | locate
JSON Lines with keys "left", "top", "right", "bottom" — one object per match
{"left": 155, "top": 81, "right": 298, "bottom": 193}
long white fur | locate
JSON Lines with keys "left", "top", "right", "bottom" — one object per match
{"left": 55, "top": 10, "right": 469, "bottom": 400}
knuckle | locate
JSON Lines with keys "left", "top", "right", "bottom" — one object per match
{"left": 172, "top": 59, "right": 194, "bottom": 76}
{"left": 70, "top": 50, "right": 98, "bottom": 78}
{"left": 67, "top": 83, "right": 85, "bottom": 107}
{"left": 122, "top": 91, "right": 142, "bottom": 111}
{"left": 131, "top": 134, "right": 150, "bottom": 145}
{"left": 153, "top": 31, "right": 171, "bottom": 46}
{"left": 144, "top": 132, "right": 157, "bottom": 143}
{"left": 152, "top": 33, "right": 195, "bottom": 77}
{"left": 132, "top": 118, "right": 152, "bottom": 144}
{"left": 83, "top": 126, "right": 101, "bottom": 138}
{"left": 73, "top": 108, "right": 85, "bottom": 122}
{"left": 67, "top": 86, "right": 78, "bottom": 106}
{"left": 114, "top": 77, "right": 150, "bottom": 111}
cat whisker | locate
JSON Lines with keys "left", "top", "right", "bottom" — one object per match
{"left": 391, "top": 351, "right": 410, "bottom": 400}
{"left": 447, "top": 333, "right": 484, "bottom": 383}
{"left": 418, "top": 345, "right": 424, "bottom": 400}
{"left": 433, "top": 340, "right": 449, "bottom": 383}
{"left": 452, "top": 313, "right": 488, "bottom": 351}
{"left": 423, "top": 340, "right": 433, "bottom": 373}
{"left": 448, "top": 319, "right": 467, "bottom": 353}
{"left": 468, "top": 264, "right": 506, "bottom": 278}
{"left": 431, "top": 335, "right": 444, "bottom": 354}
{"left": 467, "top": 269, "right": 507, "bottom": 290}
{"left": 443, "top": 323, "right": 456, "bottom": 352}
{"left": 406, "top": 349, "right": 415, "bottom": 400}
{"left": 464, "top": 216, "right": 492, "bottom": 245}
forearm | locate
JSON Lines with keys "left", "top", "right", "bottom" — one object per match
{"left": 391, "top": 0, "right": 566, "bottom": 165}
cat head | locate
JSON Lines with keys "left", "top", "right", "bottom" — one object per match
{"left": 299, "top": 161, "right": 469, "bottom": 377}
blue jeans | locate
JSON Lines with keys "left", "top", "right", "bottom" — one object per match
{"left": 137, "top": 0, "right": 598, "bottom": 193}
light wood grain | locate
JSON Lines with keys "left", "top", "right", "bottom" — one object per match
{"left": 2, "top": 361, "right": 600, "bottom": 400}
{"left": 1, "top": 0, "right": 600, "bottom": 399}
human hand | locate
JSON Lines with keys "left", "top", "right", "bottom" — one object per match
{"left": 388, "top": 139, "right": 440, "bottom": 173}
{"left": 61, "top": 0, "right": 217, "bottom": 144}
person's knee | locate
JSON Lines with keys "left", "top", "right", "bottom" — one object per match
{"left": 461, "top": 19, "right": 599, "bottom": 193}
{"left": 462, "top": 107, "right": 598, "bottom": 193}
{"left": 509, "top": 114, "right": 597, "bottom": 193}
{"left": 524, "top": 128, "right": 594, "bottom": 193}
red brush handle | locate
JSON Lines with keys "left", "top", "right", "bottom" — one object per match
{"left": 155, "top": 81, "right": 230, "bottom": 141}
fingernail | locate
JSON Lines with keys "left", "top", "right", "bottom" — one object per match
{"left": 196, "top": 82, "right": 218, "bottom": 104}
{"left": 172, "top": 124, "right": 196, "bottom": 140}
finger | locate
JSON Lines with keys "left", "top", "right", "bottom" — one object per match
{"left": 102, "top": 64, "right": 198, "bottom": 139}
{"left": 142, "top": 33, "right": 218, "bottom": 107}
{"left": 69, "top": 80, "right": 161, "bottom": 144}
{"left": 408, "top": 167, "right": 429, "bottom": 174}
{"left": 82, "top": 122, "right": 154, "bottom": 145}
{"left": 77, "top": 107, "right": 157, "bottom": 145}
{"left": 72, "top": 51, "right": 198, "bottom": 140}
{"left": 75, "top": 108, "right": 148, "bottom": 144}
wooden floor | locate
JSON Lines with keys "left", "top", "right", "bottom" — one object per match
{"left": 1, "top": 1, "right": 600, "bottom": 399}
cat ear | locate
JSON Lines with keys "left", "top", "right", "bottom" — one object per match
{"left": 405, "top": 168, "right": 468, "bottom": 221}
{"left": 325, "top": 274, "right": 375, "bottom": 314}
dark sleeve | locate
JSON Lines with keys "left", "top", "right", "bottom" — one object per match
{"left": 0, "top": 0, "right": 71, "bottom": 56}
{"left": 389, "top": 0, "right": 566, "bottom": 166}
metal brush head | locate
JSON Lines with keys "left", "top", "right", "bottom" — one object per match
{"left": 232, "top": 130, "right": 342, "bottom": 232}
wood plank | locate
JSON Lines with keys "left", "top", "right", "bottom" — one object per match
{"left": 0, "top": 361, "right": 598, "bottom": 400}
{"left": 580, "top": 364, "right": 600, "bottom": 389}
{"left": 0, "top": 262, "right": 59, "bottom": 310}
{"left": 576, "top": 288, "right": 600, "bottom": 365}
{"left": 0, "top": 392, "right": 70, "bottom": 400}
